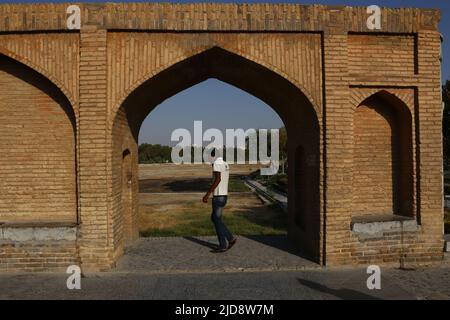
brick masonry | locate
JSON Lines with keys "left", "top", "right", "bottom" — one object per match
{"left": 0, "top": 3, "right": 444, "bottom": 271}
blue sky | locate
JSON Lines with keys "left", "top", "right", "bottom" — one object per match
{"left": 1, "top": 0, "right": 448, "bottom": 145}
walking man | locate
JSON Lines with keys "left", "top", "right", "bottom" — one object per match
{"left": 202, "top": 148, "right": 237, "bottom": 253}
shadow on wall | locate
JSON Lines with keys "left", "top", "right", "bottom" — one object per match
{"left": 0, "top": 54, "right": 76, "bottom": 130}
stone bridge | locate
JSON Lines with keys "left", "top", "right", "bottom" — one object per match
{"left": 0, "top": 3, "right": 444, "bottom": 271}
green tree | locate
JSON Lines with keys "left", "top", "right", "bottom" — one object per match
{"left": 138, "top": 143, "right": 172, "bottom": 163}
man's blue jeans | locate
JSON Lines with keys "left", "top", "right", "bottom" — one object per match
{"left": 211, "top": 195, "right": 234, "bottom": 249}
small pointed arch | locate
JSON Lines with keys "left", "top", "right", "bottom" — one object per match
{"left": 0, "top": 46, "right": 77, "bottom": 113}
{"left": 0, "top": 52, "right": 77, "bottom": 132}
{"left": 352, "top": 89, "right": 414, "bottom": 115}
{"left": 353, "top": 89, "right": 414, "bottom": 218}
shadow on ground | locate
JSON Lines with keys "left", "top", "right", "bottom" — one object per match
{"left": 182, "top": 234, "right": 309, "bottom": 260}
{"left": 183, "top": 236, "right": 217, "bottom": 249}
{"left": 139, "top": 175, "right": 247, "bottom": 193}
{"left": 297, "top": 278, "right": 381, "bottom": 300}
{"left": 116, "top": 235, "right": 319, "bottom": 273}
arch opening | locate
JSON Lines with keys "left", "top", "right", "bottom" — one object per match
{"left": 111, "top": 47, "right": 321, "bottom": 262}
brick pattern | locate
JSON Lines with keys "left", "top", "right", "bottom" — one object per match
{"left": 353, "top": 98, "right": 405, "bottom": 216}
{"left": 416, "top": 31, "right": 444, "bottom": 241}
{"left": 350, "top": 87, "right": 417, "bottom": 219}
{"left": 0, "top": 33, "right": 79, "bottom": 107}
{"left": 350, "top": 88, "right": 415, "bottom": 111}
{"left": 348, "top": 34, "right": 417, "bottom": 77}
{"left": 0, "top": 4, "right": 444, "bottom": 271}
{"left": 77, "top": 25, "right": 112, "bottom": 270}
{"left": 107, "top": 32, "right": 323, "bottom": 118}
{"left": 0, "top": 56, "right": 77, "bottom": 223}
{"left": 322, "top": 30, "right": 353, "bottom": 266}
{"left": 0, "top": 240, "right": 78, "bottom": 272}
{"left": 0, "top": 4, "right": 440, "bottom": 34}
{"left": 110, "top": 107, "right": 139, "bottom": 253}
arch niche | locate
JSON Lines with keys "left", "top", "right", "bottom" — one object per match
{"left": 352, "top": 90, "right": 414, "bottom": 219}
{"left": 0, "top": 53, "right": 77, "bottom": 223}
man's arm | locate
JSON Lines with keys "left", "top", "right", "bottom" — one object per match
{"left": 202, "top": 171, "right": 221, "bottom": 203}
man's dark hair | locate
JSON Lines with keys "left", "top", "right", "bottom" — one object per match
{"left": 211, "top": 148, "right": 216, "bottom": 157}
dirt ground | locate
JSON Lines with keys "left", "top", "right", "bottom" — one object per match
{"left": 137, "top": 164, "right": 286, "bottom": 236}
{"left": 138, "top": 163, "right": 262, "bottom": 180}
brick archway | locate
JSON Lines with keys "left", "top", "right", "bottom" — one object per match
{"left": 0, "top": 3, "right": 444, "bottom": 271}
{"left": 110, "top": 46, "right": 322, "bottom": 263}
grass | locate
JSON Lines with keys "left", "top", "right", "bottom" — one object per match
{"left": 445, "top": 208, "right": 450, "bottom": 234}
{"left": 267, "top": 174, "right": 288, "bottom": 195}
{"left": 249, "top": 170, "right": 288, "bottom": 195}
{"left": 228, "top": 177, "right": 250, "bottom": 192}
{"left": 139, "top": 200, "right": 287, "bottom": 237}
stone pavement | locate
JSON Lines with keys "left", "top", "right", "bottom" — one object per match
{"left": 1, "top": 266, "right": 450, "bottom": 300}
{"left": 116, "top": 235, "right": 318, "bottom": 273}
{"left": 0, "top": 236, "right": 449, "bottom": 300}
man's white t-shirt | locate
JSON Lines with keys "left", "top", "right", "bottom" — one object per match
{"left": 212, "top": 157, "right": 230, "bottom": 196}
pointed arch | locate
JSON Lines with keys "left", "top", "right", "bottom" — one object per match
{"left": 352, "top": 89, "right": 414, "bottom": 218}
{"left": 111, "top": 46, "right": 319, "bottom": 140}
{"left": 110, "top": 46, "right": 322, "bottom": 262}
{"left": 111, "top": 45, "right": 321, "bottom": 121}
{"left": 350, "top": 88, "right": 414, "bottom": 113}
{"left": 0, "top": 52, "right": 78, "bottom": 223}
{"left": 0, "top": 46, "right": 78, "bottom": 111}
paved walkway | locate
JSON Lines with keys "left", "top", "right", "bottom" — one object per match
{"left": 1, "top": 266, "right": 450, "bottom": 299}
{"left": 0, "top": 236, "right": 449, "bottom": 300}
{"left": 116, "top": 235, "right": 318, "bottom": 273}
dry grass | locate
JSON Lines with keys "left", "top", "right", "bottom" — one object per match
{"left": 139, "top": 192, "right": 287, "bottom": 237}
{"left": 139, "top": 163, "right": 262, "bottom": 180}
{"left": 137, "top": 163, "right": 286, "bottom": 237}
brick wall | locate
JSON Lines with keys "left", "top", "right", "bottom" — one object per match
{"left": 0, "top": 3, "right": 444, "bottom": 271}
{"left": 0, "top": 55, "right": 77, "bottom": 223}
{"left": 0, "top": 240, "right": 78, "bottom": 272}
{"left": 348, "top": 34, "right": 417, "bottom": 76}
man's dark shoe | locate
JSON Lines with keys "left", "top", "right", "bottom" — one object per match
{"left": 227, "top": 238, "right": 237, "bottom": 250}
{"left": 211, "top": 247, "right": 228, "bottom": 253}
